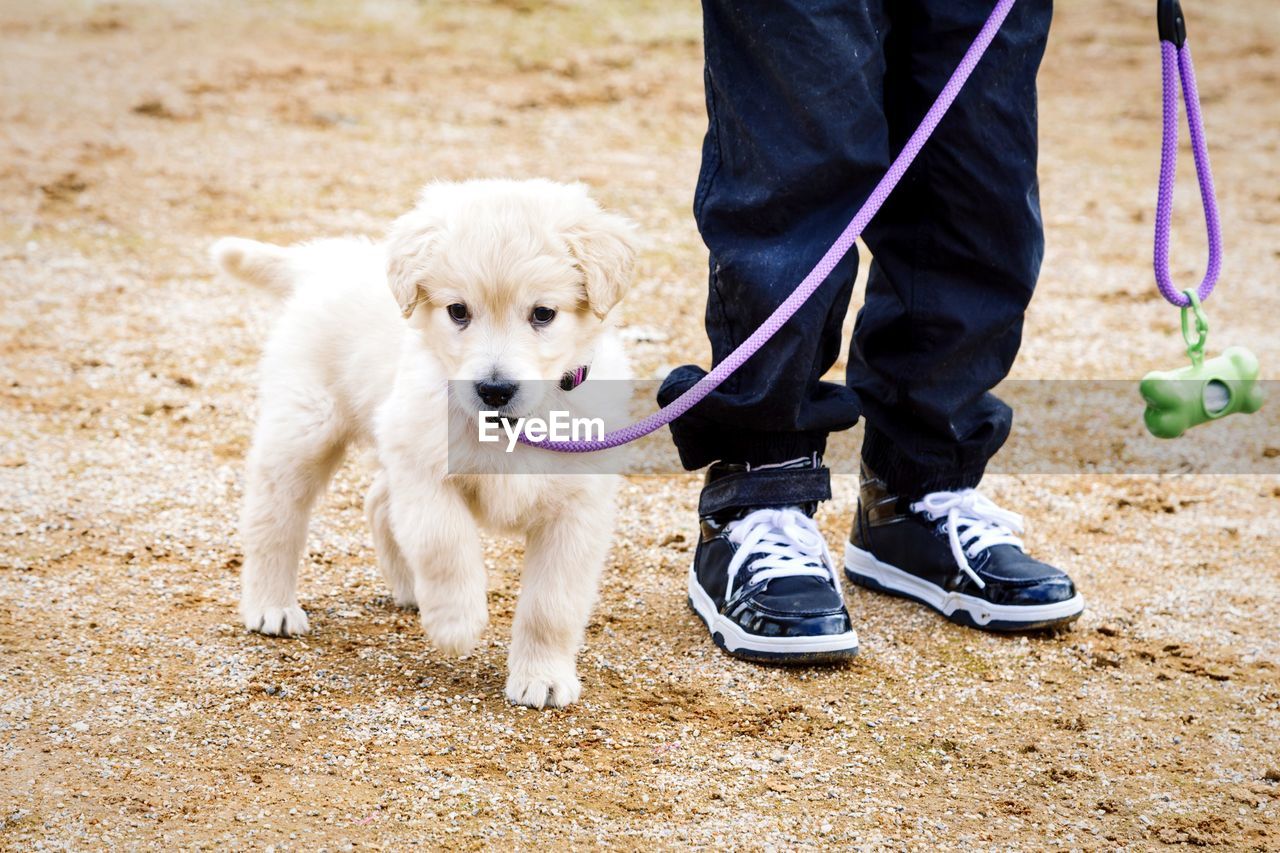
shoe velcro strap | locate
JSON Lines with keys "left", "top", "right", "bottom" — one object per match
{"left": 699, "top": 466, "right": 831, "bottom": 517}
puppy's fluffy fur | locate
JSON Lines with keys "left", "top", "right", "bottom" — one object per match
{"left": 213, "top": 179, "right": 635, "bottom": 709}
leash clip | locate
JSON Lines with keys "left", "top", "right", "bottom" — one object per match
{"left": 1179, "top": 288, "right": 1209, "bottom": 368}
{"left": 1157, "top": 0, "right": 1186, "bottom": 47}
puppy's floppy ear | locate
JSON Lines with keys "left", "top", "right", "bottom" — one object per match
{"left": 385, "top": 198, "right": 446, "bottom": 319}
{"left": 563, "top": 203, "right": 637, "bottom": 320}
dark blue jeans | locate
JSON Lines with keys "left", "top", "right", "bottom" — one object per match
{"left": 658, "top": 0, "right": 1052, "bottom": 499}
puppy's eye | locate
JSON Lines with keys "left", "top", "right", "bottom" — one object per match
{"left": 446, "top": 303, "right": 470, "bottom": 325}
{"left": 530, "top": 306, "right": 556, "bottom": 327}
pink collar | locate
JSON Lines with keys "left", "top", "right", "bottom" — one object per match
{"left": 559, "top": 364, "right": 590, "bottom": 391}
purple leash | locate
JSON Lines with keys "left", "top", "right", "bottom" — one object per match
{"left": 1153, "top": 0, "right": 1222, "bottom": 308}
{"left": 524, "top": 0, "right": 1018, "bottom": 453}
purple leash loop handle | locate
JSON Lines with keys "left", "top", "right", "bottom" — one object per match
{"left": 522, "top": 0, "right": 1017, "bottom": 453}
{"left": 1153, "top": 0, "right": 1222, "bottom": 309}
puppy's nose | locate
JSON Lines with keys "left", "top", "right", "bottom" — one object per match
{"left": 474, "top": 379, "right": 518, "bottom": 408}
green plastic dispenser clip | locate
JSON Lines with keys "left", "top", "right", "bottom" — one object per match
{"left": 1140, "top": 290, "right": 1264, "bottom": 439}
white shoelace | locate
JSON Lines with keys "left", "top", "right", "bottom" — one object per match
{"left": 723, "top": 508, "right": 840, "bottom": 600}
{"left": 909, "top": 490, "right": 1025, "bottom": 590}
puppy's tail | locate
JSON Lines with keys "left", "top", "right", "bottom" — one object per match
{"left": 211, "top": 237, "right": 295, "bottom": 296}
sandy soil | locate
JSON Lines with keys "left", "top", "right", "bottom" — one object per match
{"left": 2, "top": 0, "right": 1279, "bottom": 847}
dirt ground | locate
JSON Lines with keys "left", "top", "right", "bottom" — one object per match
{"left": 3, "top": 0, "right": 1279, "bottom": 848}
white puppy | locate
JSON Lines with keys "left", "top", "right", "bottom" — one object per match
{"left": 213, "top": 179, "right": 635, "bottom": 709}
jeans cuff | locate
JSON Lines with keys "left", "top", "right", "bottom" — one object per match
{"left": 658, "top": 368, "right": 831, "bottom": 470}
{"left": 698, "top": 466, "right": 832, "bottom": 517}
{"left": 861, "top": 426, "right": 986, "bottom": 501}
{"left": 696, "top": 430, "right": 830, "bottom": 470}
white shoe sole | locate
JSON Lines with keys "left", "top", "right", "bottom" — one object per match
{"left": 687, "top": 562, "right": 859, "bottom": 662}
{"left": 844, "top": 543, "right": 1084, "bottom": 630}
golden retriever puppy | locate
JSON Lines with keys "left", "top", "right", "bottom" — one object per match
{"left": 213, "top": 179, "right": 635, "bottom": 708}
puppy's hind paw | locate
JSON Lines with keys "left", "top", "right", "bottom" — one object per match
{"left": 242, "top": 603, "right": 310, "bottom": 638}
{"left": 505, "top": 664, "right": 581, "bottom": 709}
{"left": 422, "top": 607, "right": 486, "bottom": 657}
{"left": 390, "top": 590, "right": 418, "bottom": 611}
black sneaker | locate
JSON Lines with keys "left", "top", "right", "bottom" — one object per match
{"left": 688, "top": 458, "right": 859, "bottom": 664}
{"left": 844, "top": 465, "right": 1084, "bottom": 631}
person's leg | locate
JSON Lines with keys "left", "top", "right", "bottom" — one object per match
{"left": 658, "top": 0, "right": 889, "bottom": 470}
{"left": 665, "top": 0, "right": 890, "bottom": 662}
{"left": 845, "top": 0, "right": 1083, "bottom": 631}
{"left": 850, "top": 0, "right": 1049, "bottom": 495}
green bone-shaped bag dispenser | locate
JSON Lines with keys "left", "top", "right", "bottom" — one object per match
{"left": 1140, "top": 291, "right": 1263, "bottom": 439}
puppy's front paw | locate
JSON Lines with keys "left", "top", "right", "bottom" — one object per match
{"left": 505, "top": 660, "right": 581, "bottom": 709}
{"left": 241, "top": 602, "right": 310, "bottom": 638}
{"left": 421, "top": 605, "right": 486, "bottom": 657}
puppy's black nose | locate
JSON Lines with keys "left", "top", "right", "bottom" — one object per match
{"left": 475, "top": 379, "right": 518, "bottom": 408}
